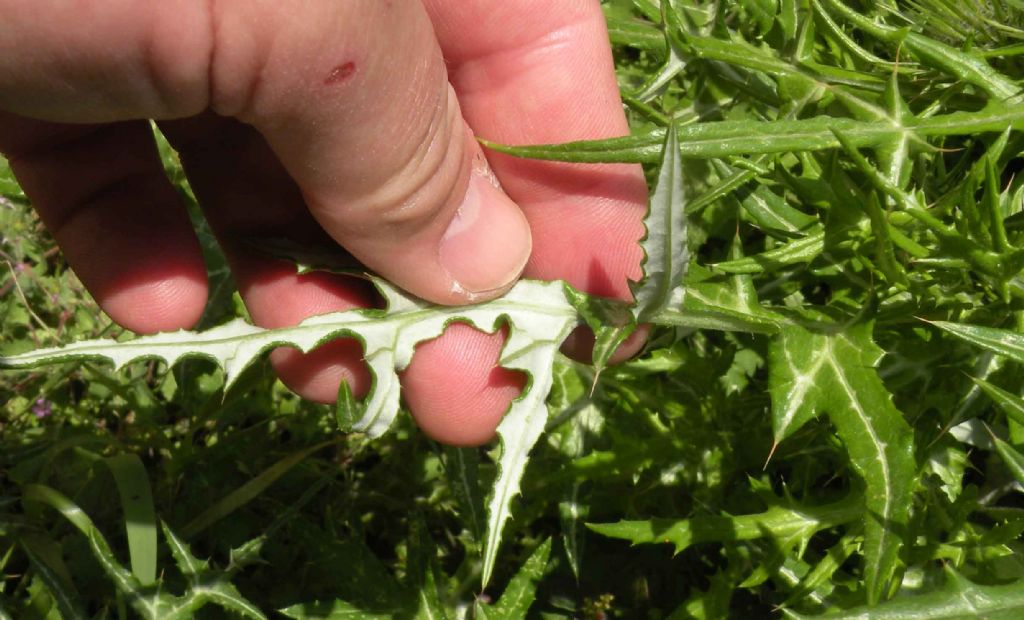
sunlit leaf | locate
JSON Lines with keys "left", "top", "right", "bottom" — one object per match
{"left": 769, "top": 324, "right": 915, "bottom": 604}
{"left": 589, "top": 493, "right": 860, "bottom": 554}
{"left": 788, "top": 566, "right": 1024, "bottom": 619}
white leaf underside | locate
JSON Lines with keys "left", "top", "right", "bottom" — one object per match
{"left": 1, "top": 278, "right": 577, "bottom": 438}
{"left": 1, "top": 277, "right": 578, "bottom": 589}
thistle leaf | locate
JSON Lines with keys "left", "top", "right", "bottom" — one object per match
{"left": 0, "top": 277, "right": 578, "bottom": 440}
{"left": 487, "top": 539, "right": 551, "bottom": 619}
{"left": 631, "top": 123, "right": 688, "bottom": 322}
{"left": 588, "top": 493, "right": 861, "bottom": 555}
{"left": 481, "top": 302, "right": 578, "bottom": 586}
{"left": 787, "top": 566, "right": 1024, "bottom": 619}
{"left": 768, "top": 324, "right": 915, "bottom": 604}
{"left": 930, "top": 321, "right": 1024, "bottom": 364}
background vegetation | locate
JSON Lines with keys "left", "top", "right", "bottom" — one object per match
{"left": 5, "top": 0, "right": 1024, "bottom": 617}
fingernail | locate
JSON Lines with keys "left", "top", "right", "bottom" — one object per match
{"left": 440, "top": 166, "right": 531, "bottom": 298}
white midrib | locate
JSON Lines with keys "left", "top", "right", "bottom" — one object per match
{"left": 776, "top": 343, "right": 828, "bottom": 438}
{"left": 823, "top": 338, "right": 893, "bottom": 574}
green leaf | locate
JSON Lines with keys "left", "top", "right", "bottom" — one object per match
{"left": 334, "top": 380, "right": 363, "bottom": 433}
{"left": 817, "top": 0, "right": 1021, "bottom": 101}
{"left": 631, "top": 122, "right": 688, "bottom": 322}
{"left": 22, "top": 484, "right": 141, "bottom": 600}
{"left": 556, "top": 402, "right": 598, "bottom": 583}
{"left": 160, "top": 523, "right": 266, "bottom": 620}
{"left": 19, "top": 533, "right": 86, "bottom": 620}
{"left": 161, "top": 521, "right": 209, "bottom": 578}
{"left": 279, "top": 600, "right": 392, "bottom": 620}
{"left": 588, "top": 493, "right": 860, "bottom": 554}
{"left": 782, "top": 530, "right": 861, "bottom": 610}
{"left": 634, "top": 3, "right": 687, "bottom": 102}
{"left": 671, "top": 264, "right": 786, "bottom": 334}
{"left": 987, "top": 426, "right": 1024, "bottom": 488}
{"left": 972, "top": 377, "right": 1024, "bottom": 428}
{"left": 482, "top": 106, "right": 1024, "bottom": 163}
{"left": 488, "top": 539, "right": 551, "bottom": 620}
{"left": 441, "top": 446, "right": 485, "bottom": 547}
{"left": 711, "top": 230, "right": 824, "bottom": 274}
{"left": 788, "top": 566, "right": 1024, "bottom": 619}
{"left": 768, "top": 324, "right": 916, "bottom": 604}
{"left": 103, "top": 454, "right": 157, "bottom": 586}
{"left": 406, "top": 519, "right": 449, "bottom": 620}
{"left": 564, "top": 287, "right": 636, "bottom": 388}
{"left": 931, "top": 321, "right": 1024, "bottom": 364}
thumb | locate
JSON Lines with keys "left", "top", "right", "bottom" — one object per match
{"left": 215, "top": 1, "right": 532, "bottom": 303}
{"left": 0, "top": 0, "right": 531, "bottom": 304}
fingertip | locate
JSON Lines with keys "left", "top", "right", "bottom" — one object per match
{"left": 402, "top": 323, "right": 523, "bottom": 447}
{"left": 99, "top": 270, "right": 208, "bottom": 334}
{"left": 232, "top": 257, "right": 378, "bottom": 404}
{"left": 270, "top": 339, "right": 372, "bottom": 404}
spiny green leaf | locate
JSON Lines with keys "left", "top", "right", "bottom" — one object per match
{"left": 279, "top": 600, "right": 393, "bottom": 619}
{"left": 19, "top": 533, "right": 87, "bottom": 620}
{"left": 987, "top": 426, "right": 1024, "bottom": 488}
{"left": 788, "top": 566, "right": 1024, "bottom": 619}
{"left": 486, "top": 539, "right": 551, "bottom": 620}
{"left": 769, "top": 323, "right": 916, "bottom": 604}
{"left": 930, "top": 321, "right": 1024, "bottom": 364}
{"left": 335, "top": 380, "right": 363, "bottom": 433}
{"left": 564, "top": 286, "right": 636, "bottom": 388}
{"left": 818, "top": 0, "right": 1021, "bottom": 101}
{"left": 407, "top": 519, "right": 449, "bottom": 620}
{"left": 441, "top": 446, "right": 484, "bottom": 547}
{"left": 673, "top": 262, "right": 786, "bottom": 333}
{"left": 634, "top": 2, "right": 687, "bottom": 102}
{"left": 632, "top": 122, "right": 688, "bottom": 322}
{"left": 482, "top": 106, "right": 1024, "bottom": 163}
{"left": 809, "top": 0, "right": 896, "bottom": 67}
{"left": 557, "top": 403, "right": 598, "bottom": 583}
{"left": 588, "top": 493, "right": 861, "bottom": 555}
{"left": 782, "top": 530, "right": 861, "bottom": 610}
{"left": 972, "top": 377, "right": 1024, "bottom": 427}
{"left": 711, "top": 230, "right": 824, "bottom": 274}
{"left": 161, "top": 521, "right": 209, "bottom": 578}
{"left": 22, "top": 484, "right": 141, "bottom": 599}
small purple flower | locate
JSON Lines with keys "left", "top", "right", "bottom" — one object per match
{"left": 32, "top": 398, "right": 52, "bottom": 419}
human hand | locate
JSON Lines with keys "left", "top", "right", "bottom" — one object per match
{"left": 0, "top": 0, "right": 647, "bottom": 445}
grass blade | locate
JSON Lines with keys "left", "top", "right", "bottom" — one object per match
{"left": 103, "top": 454, "right": 157, "bottom": 586}
{"left": 180, "top": 439, "right": 337, "bottom": 539}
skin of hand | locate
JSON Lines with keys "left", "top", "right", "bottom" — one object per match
{"left": 0, "top": 0, "right": 648, "bottom": 446}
